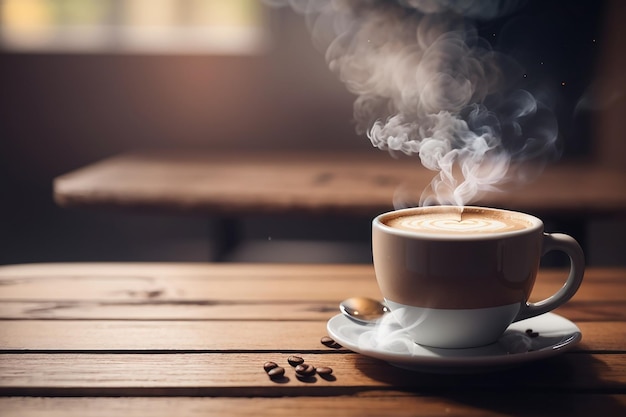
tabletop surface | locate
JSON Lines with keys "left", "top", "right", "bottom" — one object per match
{"left": 0, "top": 262, "right": 624, "bottom": 416}
{"left": 53, "top": 150, "right": 626, "bottom": 217}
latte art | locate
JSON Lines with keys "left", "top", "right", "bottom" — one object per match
{"left": 401, "top": 216, "right": 510, "bottom": 233}
{"left": 385, "top": 210, "right": 532, "bottom": 235}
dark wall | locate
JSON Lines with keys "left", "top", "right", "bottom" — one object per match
{"left": 0, "top": 9, "right": 368, "bottom": 264}
{"left": 0, "top": 9, "right": 363, "bottom": 184}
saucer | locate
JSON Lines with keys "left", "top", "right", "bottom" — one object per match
{"left": 326, "top": 312, "right": 581, "bottom": 373}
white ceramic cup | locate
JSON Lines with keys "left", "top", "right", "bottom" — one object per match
{"left": 372, "top": 206, "right": 585, "bottom": 349}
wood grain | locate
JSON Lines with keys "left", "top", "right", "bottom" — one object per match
{"left": 0, "top": 263, "right": 380, "bottom": 302}
{"left": 0, "top": 300, "right": 339, "bottom": 321}
{"left": 1, "top": 299, "right": 624, "bottom": 322}
{"left": 53, "top": 150, "right": 626, "bottom": 216}
{"left": 1, "top": 265, "right": 624, "bottom": 324}
{"left": 1, "top": 264, "right": 623, "bottom": 303}
{"left": 1, "top": 352, "right": 625, "bottom": 395}
{"left": 1, "top": 263, "right": 625, "bottom": 416}
{"left": 0, "top": 320, "right": 624, "bottom": 352}
{"left": 2, "top": 394, "right": 625, "bottom": 417}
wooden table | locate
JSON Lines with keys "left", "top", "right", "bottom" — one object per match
{"left": 1, "top": 263, "right": 625, "bottom": 416}
{"left": 52, "top": 150, "right": 626, "bottom": 261}
{"left": 53, "top": 150, "right": 626, "bottom": 217}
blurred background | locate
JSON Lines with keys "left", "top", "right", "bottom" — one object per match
{"left": 1, "top": 0, "right": 624, "bottom": 265}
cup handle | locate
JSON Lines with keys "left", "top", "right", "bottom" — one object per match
{"left": 513, "top": 233, "right": 585, "bottom": 322}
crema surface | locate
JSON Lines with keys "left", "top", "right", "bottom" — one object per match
{"left": 385, "top": 212, "right": 531, "bottom": 234}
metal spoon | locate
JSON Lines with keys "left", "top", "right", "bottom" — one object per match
{"left": 340, "top": 297, "right": 389, "bottom": 325}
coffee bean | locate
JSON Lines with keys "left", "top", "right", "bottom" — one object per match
{"left": 295, "top": 363, "right": 316, "bottom": 377}
{"left": 316, "top": 366, "right": 333, "bottom": 376}
{"left": 267, "top": 366, "right": 285, "bottom": 379}
{"left": 320, "top": 336, "right": 335, "bottom": 346}
{"left": 320, "top": 335, "right": 342, "bottom": 349}
{"left": 287, "top": 355, "right": 304, "bottom": 366}
{"left": 263, "top": 361, "right": 279, "bottom": 372}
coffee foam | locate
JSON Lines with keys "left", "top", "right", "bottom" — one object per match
{"left": 384, "top": 208, "right": 533, "bottom": 235}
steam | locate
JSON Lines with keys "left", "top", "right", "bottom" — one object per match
{"left": 336, "top": 312, "right": 538, "bottom": 356}
{"left": 266, "top": 0, "right": 560, "bottom": 207}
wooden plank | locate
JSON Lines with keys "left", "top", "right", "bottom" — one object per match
{"left": 0, "top": 262, "right": 376, "bottom": 280}
{"left": 1, "top": 299, "right": 624, "bottom": 322}
{"left": 0, "top": 276, "right": 382, "bottom": 303}
{"left": 1, "top": 264, "right": 624, "bottom": 303}
{"left": 0, "top": 300, "right": 339, "bottom": 321}
{"left": 0, "top": 263, "right": 381, "bottom": 302}
{"left": 0, "top": 320, "right": 623, "bottom": 352}
{"left": 52, "top": 150, "right": 626, "bottom": 216}
{"left": 2, "top": 393, "right": 626, "bottom": 417}
{"left": 1, "top": 352, "right": 624, "bottom": 395}
{"left": 0, "top": 320, "right": 333, "bottom": 351}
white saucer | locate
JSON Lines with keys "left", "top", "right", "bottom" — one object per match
{"left": 327, "top": 312, "right": 581, "bottom": 373}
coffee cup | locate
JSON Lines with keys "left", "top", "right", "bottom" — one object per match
{"left": 372, "top": 205, "right": 585, "bottom": 349}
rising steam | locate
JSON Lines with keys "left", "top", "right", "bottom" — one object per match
{"left": 265, "top": 0, "right": 560, "bottom": 206}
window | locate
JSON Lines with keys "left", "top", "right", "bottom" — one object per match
{"left": 0, "top": 0, "right": 269, "bottom": 54}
